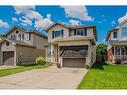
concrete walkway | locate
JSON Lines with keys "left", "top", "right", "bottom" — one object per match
{"left": 0, "top": 66, "right": 18, "bottom": 70}
{"left": 0, "top": 66, "right": 88, "bottom": 89}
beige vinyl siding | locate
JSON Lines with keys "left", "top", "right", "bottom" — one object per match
{"left": 33, "top": 34, "right": 47, "bottom": 49}
{"left": 16, "top": 46, "right": 45, "bottom": 65}
{"left": 48, "top": 24, "right": 70, "bottom": 43}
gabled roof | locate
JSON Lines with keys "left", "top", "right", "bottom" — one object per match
{"left": 45, "top": 22, "right": 97, "bottom": 41}
{"left": 0, "top": 38, "right": 36, "bottom": 48}
{"left": 4, "top": 26, "right": 47, "bottom": 38}
{"left": 44, "top": 22, "right": 72, "bottom": 32}
{"left": 5, "top": 26, "right": 27, "bottom": 36}
{"left": 106, "top": 28, "right": 119, "bottom": 41}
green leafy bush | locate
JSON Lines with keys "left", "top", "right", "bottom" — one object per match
{"left": 84, "top": 64, "right": 90, "bottom": 69}
{"left": 36, "top": 56, "right": 46, "bottom": 65}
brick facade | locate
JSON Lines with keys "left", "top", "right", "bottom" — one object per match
{"left": 107, "top": 48, "right": 113, "bottom": 62}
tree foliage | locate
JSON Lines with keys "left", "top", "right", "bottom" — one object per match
{"left": 96, "top": 43, "right": 107, "bottom": 55}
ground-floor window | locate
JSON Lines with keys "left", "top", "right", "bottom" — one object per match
{"left": 121, "top": 47, "right": 125, "bottom": 55}
{"left": 113, "top": 46, "right": 126, "bottom": 55}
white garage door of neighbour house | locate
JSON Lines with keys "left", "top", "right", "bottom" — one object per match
{"left": 3, "top": 51, "right": 14, "bottom": 66}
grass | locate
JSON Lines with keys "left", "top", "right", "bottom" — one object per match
{"left": 77, "top": 62, "right": 127, "bottom": 89}
{"left": 0, "top": 64, "right": 50, "bottom": 77}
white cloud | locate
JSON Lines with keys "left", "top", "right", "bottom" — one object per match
{"left": 0, "top": 19, "right": 9, "bottom": 28}
{"left": 111, "top": 20, "right": 116, "bottom": 26}
{"left": 20, "top": 23, "right": 27, "bottom": 26}
{"left": 12, "top": 17, "right": 18, "bottom": 22}
{"left": 13, "top": 6, "right": 44, "bottom": 27}
{"left": 60, "top": 6, "right": 93, "bottom": 21}
{"left": 34, "top": 14, "right": 53, "bottom": 29}
{"left": 13, "top": 6, "right": 53, "bottom": 29}
{"left": 19, "top": 17, "right": 32, "bottom": 26}
{"left": 13, "top": 6, "right": 35, "bottom": 14}
{"left": 118, "top": 12, "right": 127, "bottom": 24}
{"left": 25, "top": 10, "right": 43, "bottom": 20}
{"left": 61, "top": 22, "right": 70, "bottom": 26}
{"left": 13, "top": 6, "right": 43, "bottom": 20}
{"left": 69, "top": 19, "right": 80, "bottom": 26}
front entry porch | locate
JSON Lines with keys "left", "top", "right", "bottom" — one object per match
{"left": 112, "top": 46, "right": 127, "bottom": 63}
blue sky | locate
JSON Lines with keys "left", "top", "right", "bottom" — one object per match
{"left": 0, "top": 6, "right": 127, "bottom": 43}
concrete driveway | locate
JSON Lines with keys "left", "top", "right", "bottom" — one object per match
{"left": 0, "top": 66, "right": 88, "bottom": 89}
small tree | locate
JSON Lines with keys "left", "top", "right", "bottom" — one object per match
{"left": 96, "top": 43, "right": 107, "bottom": 62}
{"left": 96, "top": 43, "right": 107, "bottom": 55}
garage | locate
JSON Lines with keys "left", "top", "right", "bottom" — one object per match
{"left": 63, "top": 58, "right": 85, "bottom": 68}
{"left": 60, "top": 45, "right": 88, "bottom": 68}
{"left": 3, "top": 51, "right": 14, "bottom": 66}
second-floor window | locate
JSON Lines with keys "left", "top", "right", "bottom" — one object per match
{"left": 11, "top": 35, "right": 16, "bottom": 40}
{"left": 24, "top": 33, "right": 31, "bottom": 41}
{"left": 122, "top": 27, "right": 127, "bottom": 37}
{"left": 113, "top": 31, "right": 117, "bottom": 38}
{"left": 52, "top": 29, "right": 63, "bottom": 39}
{"left": 55, "top": 31, "right": 61, "bottom": 38}
{"left": 74, "top": 28, "right": 87, "bottom": 36}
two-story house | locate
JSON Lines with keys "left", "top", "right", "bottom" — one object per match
{"left": 0, "top": 26, "right": 47, "bottom": 66}
{"left": 45, "top": 23, "right": 97, "bottom": 68}
{"left": 106, "top": 19, "right": 127, "bottom": 63}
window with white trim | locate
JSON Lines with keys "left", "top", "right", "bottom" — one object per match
{"left": 24, "top": 33, "right": 30, "bottom": 41}
{"left": 122, "top": 27, "right": 127, "bottom": 37}
{"left": 74, "top": 28, "right": 87, "bottom": 36}
{"left": 113, "top": 31, "right": 117, "bottom": 38}
{"left": 52, "top": 29, "right": 64, "bottom": 38}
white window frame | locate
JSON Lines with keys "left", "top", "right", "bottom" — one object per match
{"left": 24, "top": 33, "right": 30, "bottom": 41}
{"left": 75, "top": 29, "right": 86, "bottom": 36}
{"left": 122, "top": 27, "right": 127, "bottom": 37}
{"left": 54, "top": 30, "right": 63, "bottom": 38}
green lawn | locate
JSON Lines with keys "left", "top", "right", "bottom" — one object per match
{"left": 0, "top": 64, "right": 50, "bottom": 77}
{"left": 78, "top": 62, "right": 127, "bottom": 89}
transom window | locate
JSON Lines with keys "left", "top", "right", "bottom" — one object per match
{"left": 122, "top": 27, "right": 127, "bottom": 37}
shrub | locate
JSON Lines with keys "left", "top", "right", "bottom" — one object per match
{"left": 36, "top": 56, "right": 46, "bottom": 65}
{"left": 84, "top": 64, "right": 90, "bottom": 69}
{"left": 114, "top": 58, "right": 121, "bottom": 64}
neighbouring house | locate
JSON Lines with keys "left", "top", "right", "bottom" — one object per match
{"left": 0, "top": 26, "right": 47, "bottom": 66}
{"left": 45, "top": 23, "right": 97, "bottom": 68}
{"left": 106, "top": 19, "right": 127, "bottom": 63}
